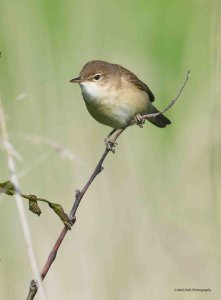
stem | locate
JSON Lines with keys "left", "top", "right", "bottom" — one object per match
{"left": 21, "top": 194, "right": 51, "bottom": 205}
{"left": 26, "top": 72, "right": 189, "bottom": 299}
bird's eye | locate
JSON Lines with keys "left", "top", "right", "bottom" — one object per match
{"left": 94, "top": 74, "right": 101, "bottom": 80}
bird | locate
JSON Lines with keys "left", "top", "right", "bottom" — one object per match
{"left": 70, "top": 60, "right": 171, "bottom": 150}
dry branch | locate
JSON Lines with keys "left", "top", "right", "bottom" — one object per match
{"left": 25, "top": 71, "right": 189, "bottom": 299}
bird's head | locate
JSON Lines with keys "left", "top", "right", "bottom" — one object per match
{"left": 70, "top": 60, "right": 121, "bottom": 98}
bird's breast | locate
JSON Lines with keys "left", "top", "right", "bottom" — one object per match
{"left": 79, "top": 81, "right": 150, "bottom": 128}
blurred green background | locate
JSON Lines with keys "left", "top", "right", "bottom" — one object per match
{"left": 0, "top": 0, "right": 220, "bottom": 299}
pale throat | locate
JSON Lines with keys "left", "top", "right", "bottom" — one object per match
{"left": 80, "top": 81, "right": 113, "bottom": 103}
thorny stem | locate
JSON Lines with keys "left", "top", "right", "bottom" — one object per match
{"left": 26, "top": 71, "right": 189, "bottom": 299}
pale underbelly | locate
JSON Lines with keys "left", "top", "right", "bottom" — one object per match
{"left": 84, "top": 96, "right": 149, "bottom": 129}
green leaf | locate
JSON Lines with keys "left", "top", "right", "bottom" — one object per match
{"left": 0, "top": 180, "right": 16, "bottom": 195}
{"left": 48, "top": 203, "right": 72, "bottom": 230}
{"left": 28, "top": 195, "right": 42, "bottom": 216}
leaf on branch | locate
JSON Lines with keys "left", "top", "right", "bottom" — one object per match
{"left": 48, "top": 203, "right": 72, "bottom": 230}
{"left": 0, "top": 180, "right": 16, "bottom": 195}
{"left": 28, "top": 195, "right": 42, "bottom": 216}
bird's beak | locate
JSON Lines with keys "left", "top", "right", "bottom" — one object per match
{"left": 70, "top": 76, "right": 81, "bottom": 83}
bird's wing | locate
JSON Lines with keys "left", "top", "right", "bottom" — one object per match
{"left": 119, "top": 65, "right": 155, "bottom": 102}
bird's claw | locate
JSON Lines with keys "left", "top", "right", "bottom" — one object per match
{"left": 104, "top": 138, "right": 118, "bottom": 153}
{"left": 134, "top": 114, "right": 145, "bottom": 128}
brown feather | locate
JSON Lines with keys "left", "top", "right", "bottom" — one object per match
{"left": 80, "top": 60, "right": 155, "bottom": 102}
{"left": 117, "top": 65, "right": 155, "bottom": 102}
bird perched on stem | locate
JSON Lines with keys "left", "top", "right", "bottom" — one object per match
{"left": 70, "top": 60, "right": 171, "bottom": 151}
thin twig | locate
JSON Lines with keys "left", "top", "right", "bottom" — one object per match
{"left": 27, "top": 71, "right": 189, "bottom": 299}
{"left": 0, "top": 98, "right": 46, "bottom": 300}
{"left": 130, "top": 70, "right": 190, "bottom": 123}
{"left": 21, "top": 193, "right": 52, "bottom": 205}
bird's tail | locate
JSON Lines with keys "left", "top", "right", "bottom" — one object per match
{"left": 147, "top": 105, "right": 171, "bottom": 128}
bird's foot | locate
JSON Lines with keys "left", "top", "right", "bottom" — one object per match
{"left": 104, "top": 137, "right": 118, "bottom": 153}
{"left": 134, "top": 114, "right": 145, "bottom": 128}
